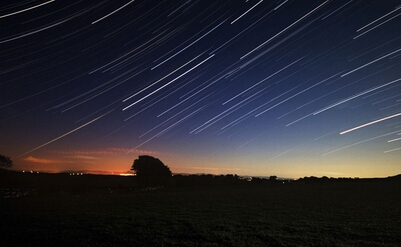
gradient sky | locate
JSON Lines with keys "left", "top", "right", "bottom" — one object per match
{"left": 1, "top": 0, "right": 400, "bottom": 178}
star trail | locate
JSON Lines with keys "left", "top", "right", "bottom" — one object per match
{"left": 1, "top": 0, "right": 400, "bottom": 178}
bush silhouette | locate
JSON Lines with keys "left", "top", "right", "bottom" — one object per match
{"left": 0, "top": 154, "right": 13, "bottom": 169}
{"left": 131, "top": 155, "right": 172, "bottom": 186}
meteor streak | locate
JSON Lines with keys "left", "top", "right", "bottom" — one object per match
{"left": 340, "top": 112, "right": 401, "bottom": 135}
{"left": 388, "top": 137, "right": 401, "bottom": 142}
{"left": 384, "top": 147, "right": 401, "bottom": 153}
{"left": 18, "top": 110, "right": 114, "bottom": 157}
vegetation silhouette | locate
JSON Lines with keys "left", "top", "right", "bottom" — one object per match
{"left": 173, "top": 174, "right": 245, "bottom": 187}
{"left": 1, "top": 169, "right": 400, "bottom": 246}
{"left": 131, "top": 155, "right": 172, "bottom": 186}
{"left": 0, "top": 154, "right": 13, "bottom": 169}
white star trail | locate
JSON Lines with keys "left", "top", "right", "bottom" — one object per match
{"left": 128, "top": 107, "right": 204, "bottom": 152}
{"left": 274, "top": 0, "right": 288, "bottom": 11}
{"left": 88, "top": 31, "right": 168, "bottom": 74}
{"left": 123, "top": 53, "right": 204, "bottom": 103}
{"left": 141, "top": 99, "right": 207, "bottom": 138}
{"left": 321, "top": 0, "right": 353, "bottom": 21}
{"left": 256, "top": 72, "right": 340, "bottom": 117}
{"left": 353, "top": 12, "right": 401, "bottom": 39}
{"left": 223, "top": 57, "right": 303, "bottom": 105}
{"left": 356, "top": 6, "right": 401, "bottom": 32}
{"left": 341, "top": 48, "right": 401, "bottom": 77}
{"left": 191, "top": 90, "right": 263, "bottom": 134}
{"left": 0, "top": 3, "right": 101, "bottom": 44}
{"left": 151, "top": 20, "right": 226, "bottom": 70}
{"left": 314, "top": 77, "right": 401, "bottom": 115}
{"left": 123, "top": 54, "right": 215, "bottom": 111}
{"left": 231, "top": 0, "right": 263, "bottom": 24}
{"left": 91, "top": 0, "right": 135, "bottom": 24}
{"left": 323, "top": 130, "right": 401, "bottom": 156}
{"left": 241, "top": 0, "right": 329, "bottom": 59}
{"left": 0, "top": 0, "right": 55, "bottom": 19}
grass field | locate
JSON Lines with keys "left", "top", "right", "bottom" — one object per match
{"left": 1, "top": 174, "right": 400, "bottom": 246}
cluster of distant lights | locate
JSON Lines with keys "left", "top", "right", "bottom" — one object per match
{"left": 22, "top": 170, "right": 84, "bottom": 175}
{"left": 67, "top": 172, "right": 136, "bottom": 176}
{"left": 22, "top": 171, "right": 40, "bottom": 174}
{"left": 21, "top": 171, "right": 135, "bottom": 176}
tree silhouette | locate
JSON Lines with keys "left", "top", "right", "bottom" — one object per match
{"left": 131, "top": 155, "right": 172, "bottom": 186}
{"left": 0, "top": 154, "right": 13, "bottom": 169}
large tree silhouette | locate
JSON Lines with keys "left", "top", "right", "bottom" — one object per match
{"left": 131, "top": 155, "right": 172, "bottom": 186}
{"left": 0, "top": 154, "right": 13, "bottom": 169}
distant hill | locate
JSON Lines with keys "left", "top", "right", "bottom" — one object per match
{"left": 387, "top": 174, "right": 401, "bottom": 180}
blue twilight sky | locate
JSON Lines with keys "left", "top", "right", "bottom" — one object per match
{"left": 1, "top": 0, "right": 400, "bottom": 178}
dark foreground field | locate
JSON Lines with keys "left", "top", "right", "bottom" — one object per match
{"left": 1, "top": 173, "right": 400, "bottom": 246}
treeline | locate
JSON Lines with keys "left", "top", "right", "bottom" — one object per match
{"left": 1, "top": 169, "right": 400, "bottom": 197}
{"left": 173, "top": 174, "right": 401, "bottom": 187}
{"left": 0, "top": 169, "right": 139, "bottom": 196}
{"left": 0, "top": 170, "right": 281, "bottom": 192}
{"left": 172, "top": 174, "right": 279, "bottom": 187}
{"left": 297, "top": 175, "right": 401, "bottom": 183}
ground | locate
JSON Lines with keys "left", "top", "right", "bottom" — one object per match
{"left": 1, "top": 172, "right": 400, "bottom": 246}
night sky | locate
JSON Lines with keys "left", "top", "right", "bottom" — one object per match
{"left": 1, "top": 0, "right": 400, "bottom": 178}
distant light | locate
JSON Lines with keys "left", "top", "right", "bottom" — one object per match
{"left": 120, "top": 173, "right": 135, "bottom": 176}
